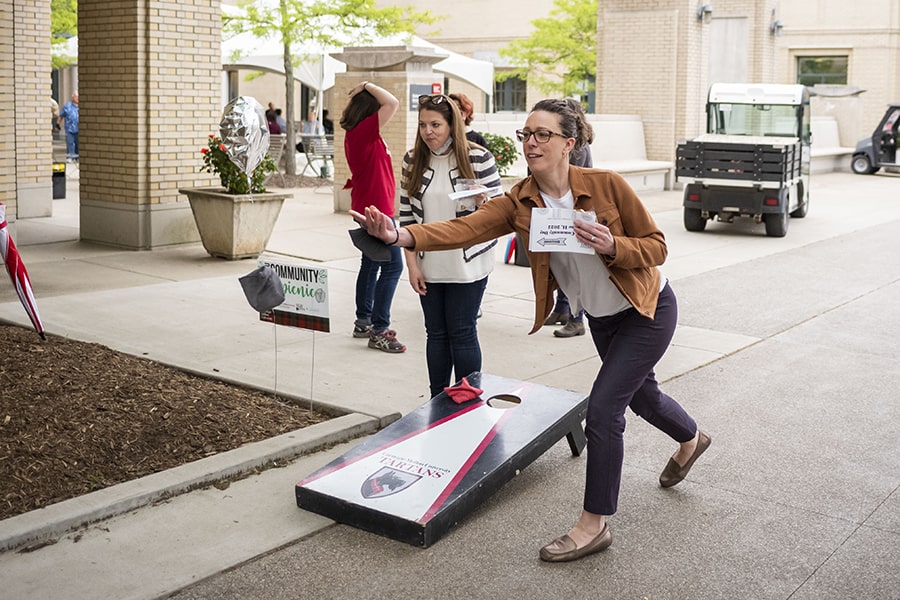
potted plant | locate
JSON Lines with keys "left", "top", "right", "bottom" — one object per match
{"left": 482, "top": 132, "right": 519, "bottom": 177}
{"left": 180, "top": 135, "right": 289, "bottom": 260}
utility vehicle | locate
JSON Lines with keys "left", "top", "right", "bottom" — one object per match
{"left": 676, "top": 83, "right": 811, "bottom": 237}
{"left": 851, "top": 103, "right": 900, "bottom": 175}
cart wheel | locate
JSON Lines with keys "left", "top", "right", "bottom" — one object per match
{"left": 683, "top": 207, "right": 706, "bottom": 232}
{"left": 790, "top": 182, "right": 808, "bottom": 218}
{"left": 765, "top": 208, "right": 789, "bottom": 237}
{"left": 851, "top": 154, "right": 878, "bottom": 175}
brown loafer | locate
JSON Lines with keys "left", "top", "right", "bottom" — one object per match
{"left": 539, "top": 522, "right": 612, "bottom": 562}
{"left": 659, "top": 430, "right": 711, "bottom": 488}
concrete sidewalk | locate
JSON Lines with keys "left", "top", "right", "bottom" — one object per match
{"left": 1, "top": 171, "right": 899, "bottom": 599}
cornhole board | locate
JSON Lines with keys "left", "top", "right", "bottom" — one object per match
{"left": 295, "top": 372, "right": 587, "bottom": 547}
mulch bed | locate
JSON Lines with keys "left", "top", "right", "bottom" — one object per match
{"left": 0, "top": 325, "right": 333, "bottom": 521}
{"left": 265, "top": 173, "right": 332, "bottom": 189}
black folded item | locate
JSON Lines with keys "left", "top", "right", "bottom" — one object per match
{"left": 238, "top": 266, "right": 285, "bottom": 312}
{"left": 349, "top": 225, "right": 392, "bottom": 262}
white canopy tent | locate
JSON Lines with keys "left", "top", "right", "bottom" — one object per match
{"left": 222, "top": 30, "right": 495, "bottom": 132}
{"left": 221, "top": 27, "right": 495, "bottom": 99}
{"left": 222, "top": 31, "right": 344, "bottom": 94}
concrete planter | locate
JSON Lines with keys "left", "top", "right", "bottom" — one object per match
{"left": 179, "top": 187, "right": 290, "bottom": 260}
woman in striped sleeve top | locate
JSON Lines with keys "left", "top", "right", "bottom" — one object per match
{"left": 398, "top": 94, "right": 503, "bottom": 398}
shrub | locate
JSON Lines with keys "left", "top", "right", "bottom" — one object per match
{"left": 200, "top": 135, "right": 277, "bottom": 194}
{"left": 481, "top": 132, "right": 519, "bottom": 176}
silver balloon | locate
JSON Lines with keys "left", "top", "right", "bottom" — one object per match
{"left": 219, "top": 96, "right": 270, "bottom": 176}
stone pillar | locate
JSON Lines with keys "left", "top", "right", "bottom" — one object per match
{"left": 0, "top": 0, "right": 52, "bottom": 223}
{"left": 329, "top": 46, "right": 445, "bottom": 214}
{"left": 78, "top": 0, "right": 221, "bottom": 249}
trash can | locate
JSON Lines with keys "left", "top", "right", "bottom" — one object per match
{"left": 52, "top": 162, "right": 66, "bottom": 199}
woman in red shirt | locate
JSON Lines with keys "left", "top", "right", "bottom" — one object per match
{"left": 341, "top": 81, "right": 405, "bottom": 353}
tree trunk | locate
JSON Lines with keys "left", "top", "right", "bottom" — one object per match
{"left": 282, "top": 39, "right": 296, "bottom": 176}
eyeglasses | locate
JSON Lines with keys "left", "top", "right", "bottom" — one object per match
{"left": 418, "top": 95, "right": 448, "bottom": 107}
{"left": 516, "top": 129, "right": 568, "bottom": 144}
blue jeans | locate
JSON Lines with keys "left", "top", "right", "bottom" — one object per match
{"left": 553, "top": 289, "right": 584, "bottom": 320}
{"left": 582, "top": 284, "right": 696, "bottom": 515}
{"left": 419, "top": 277, "right": 488, "bottom": 397}
{"left": 65, "top": 131, "right": 79, "bottom": 159}
{"left": 354, "top": 245, "right": 402, "bottom": 333}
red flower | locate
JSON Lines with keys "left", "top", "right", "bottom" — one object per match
{"left": 200, "top": 147, "right": 209, "bottom": 154}
{"left": 218, "top": 144, "right": 226, "bottom": 152}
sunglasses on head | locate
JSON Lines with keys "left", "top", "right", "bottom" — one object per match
{"left": 418, "top": 94, "right": 448, "bottom": 107}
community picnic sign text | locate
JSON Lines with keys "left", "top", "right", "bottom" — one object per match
{"left": 258, "top": 259, "right": 330, "bottom": 332}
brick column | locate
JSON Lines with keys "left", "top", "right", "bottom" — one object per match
{"left": 0, "top": 0, "right": 52, "bottom": 223}
{"left": 597, "top": 0, "right": 781, "bottom": 167}
{"left": 329, "top": 46, "right": 444, "bottom": 213}
{"left": 597, "top": 1, "right": 691, "bottom": 167}
{"left": 78, "top": 0, "right": 220, "bottom": 249}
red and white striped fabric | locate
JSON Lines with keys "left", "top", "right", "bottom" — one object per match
{"left": 0, "top": 203, "right": 45, "bottom": 339}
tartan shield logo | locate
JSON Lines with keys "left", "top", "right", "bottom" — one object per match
{"left": 360, "top": 467, "right": 421, "bottom": 499}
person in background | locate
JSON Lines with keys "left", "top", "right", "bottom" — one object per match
{"left": 304, "top": 109, "right": 325, "bottom": 136}
{"left": 545, "top": 98, "right": 595, "bottom": 338}
{"left": 322, "top": 109, "right": 334, "bottom": 135}
{"left": 275, "top": 108, "right": 287, "bottom": 133}
{"left": 58, "top": 92, "right": 79, "bottom": 162}
{"left": 352, "top": 98, "right": 710, "bottom": 563}
{"left": 449, "top": 93, "right": 489, "bottom": 149}
{"left": 50, "top": 97, "right": 60, "bottom": 134}
{"left": 297, "top": 109, "right": 326, "bottom": 153}
{"left": 266, "top": 111, "right": 281, "bottom": 134}
{"left": 342, "top": 81, "right": 406, "bottom": 353}
{"left": 399, "top": 94, "right": 502, "bottom": 397}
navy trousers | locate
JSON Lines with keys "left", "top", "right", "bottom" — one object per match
{"left": 582, "top": 283, "right": 697, "bottom": 515}
{"left": 419, "top": 277, "right": 488, "bottom": 398}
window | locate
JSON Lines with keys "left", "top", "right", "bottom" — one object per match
{"left": 494, "top": 75, "right": 527, "bottom": 112}
{"left": 797, "top": 56, "right": 848, "bottom": 86}
{"left": 708, "top": 102, "right": 801, "bottom": 137}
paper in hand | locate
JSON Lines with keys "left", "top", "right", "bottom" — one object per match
{"left": 447, "top": 186, "right": 504, "bottom": 201}
{"left": 528, "top": 208, "right": 597, "bottom": 254}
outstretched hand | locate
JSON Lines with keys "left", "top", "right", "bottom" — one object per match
{"left": 349, "top": 206, "right": 397, "bottom": 244}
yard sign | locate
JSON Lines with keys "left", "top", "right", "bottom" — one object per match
{"left": 258, "top": 258, "right": 330, "bottom": 332}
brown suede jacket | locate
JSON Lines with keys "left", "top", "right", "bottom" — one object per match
{"left": 405, "top": 167, "right": 667, "bottom": 333}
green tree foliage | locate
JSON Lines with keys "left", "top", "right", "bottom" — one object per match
{"left": 51, "top": 0, "right": 78, "bottom": 70}
{"left": 225, "top": 0, "right": 435, "bottom": 175}
{"left": 498, "top": 0, "right": 597, "bottom": 98}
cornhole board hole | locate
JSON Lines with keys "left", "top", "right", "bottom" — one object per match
{"left": 295, "top": 372, "right": 587, "bottom": 547}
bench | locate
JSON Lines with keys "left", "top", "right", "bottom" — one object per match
{"left": 811, "top": 116, "right": 854, "bottom": 174}
{"left": 298, "top": 134, "right": 334, "bottom": 178}
{"left": 471, "top": 113, "right": 673, "bottom": 192}
{"left": 588, "top": 115, "right": 674, "bottom": 192}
